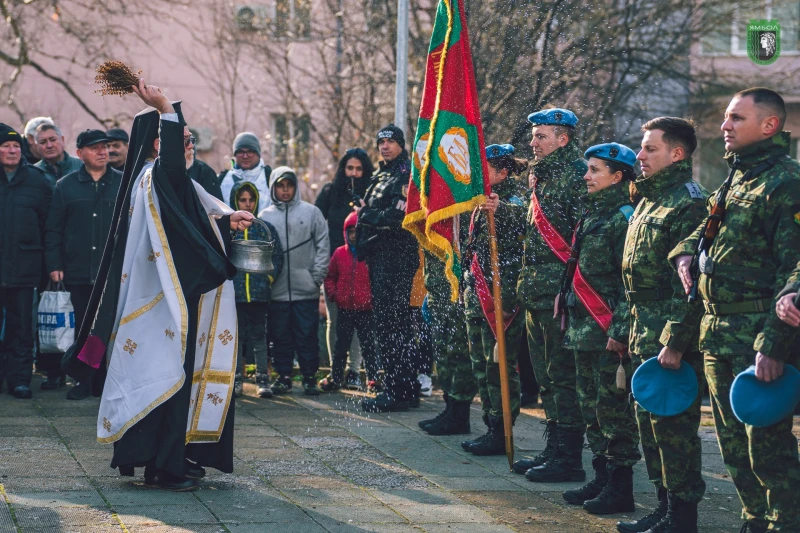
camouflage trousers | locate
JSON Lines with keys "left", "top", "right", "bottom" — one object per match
{"left": 705, "top": 351, "right": 800, "bottom": 529}
{"left": 428, "top": 295, "right": 477, "bottom": 402}
{"left": 525, "top": 309, "right": 582, "bottom": 431}
{"left": 466, "top": 313, "right": 524, "bottom": 421}
{"left": 575, "top": 350, "right": 640, "bottom": 467}
{"left": 631, "top": 351, "right": 706, "bottom": 503}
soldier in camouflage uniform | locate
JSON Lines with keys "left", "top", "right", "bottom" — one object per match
{"left": 417, "top": 249, "right": 477, "bottom": 435}
{"left": 513, "top": 108, "right": 587, "bottom": 480}
{"left": 671, "top": 89, "right": 800, "bottom": 533}
{"left": 617, "top": 118, "right": 709, "bottom": 533}
{"left": 551, "top": 143, "right": 640, "bottom": 515}
{"left": 460, "top": 144, "right": 527, "bottom": 455}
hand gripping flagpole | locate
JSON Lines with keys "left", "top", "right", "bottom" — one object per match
{"left": 486, "top": 209, "right": 514, "bottom": 470}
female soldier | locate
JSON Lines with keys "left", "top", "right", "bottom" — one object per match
{"left": 554, "top": 143, "right": 640, "bottom": 514}
{"left": 460, "top": 144, "right": 528, "bottom": 455}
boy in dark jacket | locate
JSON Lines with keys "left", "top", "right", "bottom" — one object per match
{"left": 231, "top": 182, "right": 283, "bottom": 398}
{"left": 319, "top": 212, "right": 377, "bottom": 391}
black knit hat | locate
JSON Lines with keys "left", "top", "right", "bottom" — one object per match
{"left": 376, "top": 123, "right": 405, "bottom": 150}
{"left": 0, "top": 123, "right": 21, "bottom": 147}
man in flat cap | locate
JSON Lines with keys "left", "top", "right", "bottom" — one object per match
{"left": 44, "top": 130, "right": 122, "bottom": 399}
{"left": 106, "top": 128, "right": 129, "bottom": 172}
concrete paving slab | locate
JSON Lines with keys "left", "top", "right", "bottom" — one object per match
{"left": 305, "top": 504, "right": 408, "bottom": 525}
{"left": 226, "top": 521, "right": 327, "bottom": 533}
{"left": 8, "top": 490, "right": 105, "bottom": 508}
{"left": 120, "top": 526, "right": 225, "bottom": 533}
{"left": 423, "top": 525, "right": 517, "bottom": 533}
{"left": 391, "top": 503, "right": 495, "bottom": 524}
{"left": 203, "top": 498, "right": 312, "bottom": 523}
{"left": 14, "top": 505, "right": 116, "bottom": 528}
{"left": 282, "top": 488, "right": 373, "bottom": 506}
{"left": 114, "top": 503, "right": 219, "bottom": 526}
{"left": 101, "top": 488, "right": 200, "bottom": 507}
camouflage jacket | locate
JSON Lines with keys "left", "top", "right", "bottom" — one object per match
{"left": 518, "top": 141, "right": 587, "bottom": 310}
{"left": 563, "top": 181, "right": 631, "bottom": 350}
{"left": 669, "top": 132, "right": 800, "bottom": 361}
{"left": 622, "top": 160, "right": 709, "bottom": 357}
{"left": 462, "top": 177, "right": 528, "bottom": 317}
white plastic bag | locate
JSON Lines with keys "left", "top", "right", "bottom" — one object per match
{"left": 38, "top": 282, "right": 75, "bottom": 353}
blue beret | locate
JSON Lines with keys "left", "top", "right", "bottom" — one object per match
{"left": 730, "top": 365, "right": 800, "bottom": 427}
{"left": 527, "top": 108, "right": 578, "bottom": 128}
{"left": 631, "top": 357, "right": 699, "bottom": 417}
{"left": 584, "top": 143, "right": 637, "bottom": 170}
{"left": 486, "top": 144, "right": 514, "bottom": 160}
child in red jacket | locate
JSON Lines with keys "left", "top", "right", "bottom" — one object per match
{"left": 319, "top": 212, "right": 378, "bottom": 391}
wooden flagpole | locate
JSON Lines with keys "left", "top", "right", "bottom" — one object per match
{"left": 486, "top": 209, "right": 514, "bottom": 470}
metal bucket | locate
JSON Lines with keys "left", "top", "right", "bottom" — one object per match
{"left": 230, "top": 218, "right": 275, "bottom": 274}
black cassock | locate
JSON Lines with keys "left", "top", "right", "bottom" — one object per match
{"left": 64, "top": 105, "right": 237, "bottom": 478}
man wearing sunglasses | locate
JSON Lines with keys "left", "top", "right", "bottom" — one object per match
{"left": 184, "top": 131, "right": 223, "bottom": 201}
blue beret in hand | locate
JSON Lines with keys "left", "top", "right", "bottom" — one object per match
{"left": 730, "top": 365, "right": 800, "bottom": 427}
{"left": 631, "top": 357, "right": 699, "bottom": 417}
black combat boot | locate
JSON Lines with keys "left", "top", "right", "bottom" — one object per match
{"left": 643, "top": 492, "right": 698, "bottom": 533}
{"left": 419, "top": 393, "right": 450, "bottom": 428}
{"left": 525, "top": 429, "right": 585, "bottom": 482}
{"left": 425, "top": 401, "right": 471, "bottom": 435}
{"left": 563, "top": 455, "right": 608, "bottom": 505}
{"left": 465, "top": 416, "right": 506, "bottom": 456}
{"left": 461, "top": 413, "right": 490, "bottom": 451}
{"left": 583, "top": 464, "right": 635, "bottom": 515}
{"left": 616, "top": 486, "right": 667, "bottom": 533}
{"left": 512, "top": 420, "right": 558, "bottom": 474}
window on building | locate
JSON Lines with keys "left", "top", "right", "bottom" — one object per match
{"left": 272, "top": 114, "right": 311, "bottom": 169}
{"left": 275, "top": 0, "right": 311, "bottom": 40}
{"left": 700, "top": 0, "right": 799, "bottom": 55}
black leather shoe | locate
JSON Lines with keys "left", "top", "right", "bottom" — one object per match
{"left": 66, "top": 381, "right": 92, "bottom": 400}
{"left": 156, "top": 472, "right": 198, "bottom": 492}
{"left": 185, "top": 461, "right": 206, "bottom": 479}
{"left": 13, "top": 385, "right": 32, "bottom": 399}
{"left": 361, "top": 393, "right": 410, "bottom": 413}
{"left": 41, "top": 376, "right": 66, "bottom": 390}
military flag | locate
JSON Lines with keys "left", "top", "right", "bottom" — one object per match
{"left": 402, "top": 0, "right": 489, "bottom": 301}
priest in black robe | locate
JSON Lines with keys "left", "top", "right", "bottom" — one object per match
{"left": 63, "top": 81, "right": 254, "bottom": 491}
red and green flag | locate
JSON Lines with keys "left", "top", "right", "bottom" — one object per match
{"left": 402, "top": 0, "right": 489, "bottom": 301}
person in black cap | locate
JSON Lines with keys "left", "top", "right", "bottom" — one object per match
{"left": 0, "top": 123, "right": 52, "bottom": 399}
{"left": 357, "top": 123, "right": 420, "bottom": 412}
{"left": 42, "top": 129, "right": 122, "bottom": 397}
{"left": 106, "top": 128, "right": 129, "bottom": 172}
{"left": 63, "top": 80, "right": 254, "bottom": 491}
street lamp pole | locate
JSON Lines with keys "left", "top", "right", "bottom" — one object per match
{"left": 394, "top": 0, "right": 409, "bottom": 135}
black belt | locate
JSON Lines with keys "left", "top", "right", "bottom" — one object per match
{"left": 625, "top": 288, "right": 673, "bottom": 303}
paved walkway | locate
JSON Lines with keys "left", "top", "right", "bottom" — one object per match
{"left": 0, "top": 376, "right": 785, "bottom": 533}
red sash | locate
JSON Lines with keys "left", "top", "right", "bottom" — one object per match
{"left": 468, "top": 208, "right": 518, "bottom": 338}
{"left": 530, "top": 190, "right": 613, "bottom": 333}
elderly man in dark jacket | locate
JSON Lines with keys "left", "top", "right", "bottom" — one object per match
{"left": 44, "top": 129, "right": 122, "bottom": 399}
{"left": 0, "top": 123, "right": 53, "bottom": 399}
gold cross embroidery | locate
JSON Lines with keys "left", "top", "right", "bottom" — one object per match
{"left": 218, "top": 329, "right": 233, "bottom": 345}
{"left": 198, "top": 333, "right": 206, "bottom": 347}
{"left": 148, "top": 250, "right": 161, "bottom": 262}
{"left": 102, "top": 418, "right": 111, "bottom": 432}
{"left": 123, "top": 339, "right": 137, "bottom": 355}
{"left": 128, "top": 206, "right": 134, "bottom": 217}
{"left": 165, "top": 327, "right": 175, "bottom": 340}
{"left": 207, "top": 392, "right": 223, "bottom": 406}
{"left": 121, "top": 273, "right": 128, "bottom": 284}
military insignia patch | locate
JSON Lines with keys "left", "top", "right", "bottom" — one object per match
{"left": 794, "top": 211, "right": 800, "bottom": 227}
{"left": 402, "top": 184, "right": 408, "bottom": 198}
{"left": 685, "top": 182, "right": 704, "bottom": 199}
{"left": 554, "top": 111, "right": 563, "bottom": 122}
{"left": 609, "top": 147, "right": 619, "bottom": 158}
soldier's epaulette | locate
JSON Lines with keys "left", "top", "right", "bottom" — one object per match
{"left": 684, "top": 182, "right": 704, "bottom": 199}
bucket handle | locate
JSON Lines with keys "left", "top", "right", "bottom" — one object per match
{"left": 249, "top": 218, "right": 275, "bottom": 245}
